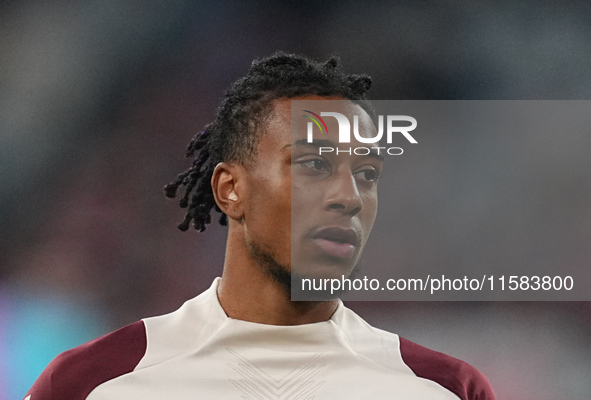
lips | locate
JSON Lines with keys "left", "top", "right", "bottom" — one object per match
{"left": 311, "top": 227, "right": 359, "bottom": 259}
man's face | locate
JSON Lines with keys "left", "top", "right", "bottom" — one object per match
{"left": 242, "top": 96, "right": 382, "bottom": 288}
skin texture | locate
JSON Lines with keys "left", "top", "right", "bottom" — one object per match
{"left": 213, "top": 96, "right": 382, "bottom": 325}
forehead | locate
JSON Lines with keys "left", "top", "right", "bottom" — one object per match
{"left": 253, "top": 97, "right": 377, "bottom": 162}
{"left": 264, "top": 96, "right": 375, "bottom": 144}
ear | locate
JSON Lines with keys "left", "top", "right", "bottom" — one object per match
{"left": 211, "top": 162, "right": 244, "bottom": 222}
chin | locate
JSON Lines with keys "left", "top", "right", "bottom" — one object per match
{"left": 291, "top": 260, "right": 357, "bottom": 281}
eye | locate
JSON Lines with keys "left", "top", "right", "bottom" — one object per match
{"left": 301, "top": 158, "right": 329, "bottom": 171}
{"left": 355, "top": 167, "right": 380, "bottom": 183}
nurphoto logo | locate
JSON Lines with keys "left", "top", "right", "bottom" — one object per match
{"left": 303, "top": 111, "right": 418, "bottom": 156}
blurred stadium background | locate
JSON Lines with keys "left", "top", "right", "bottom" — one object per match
{"left": 1, "top": 1, "right": 591, "bottom": 399}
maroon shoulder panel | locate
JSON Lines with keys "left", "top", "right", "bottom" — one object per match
{"left": 399, "top": 337, "right": 496, "bottom": 400}
{"left": 25, "top": 321, "right": 147, "bottom": 400}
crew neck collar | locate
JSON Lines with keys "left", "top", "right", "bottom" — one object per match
{"left": 206, "top": 277, "right": 345, "bottom": 327}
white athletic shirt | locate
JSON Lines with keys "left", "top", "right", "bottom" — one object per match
{"left": 26, "top": 278, "right": 496, "bottom": 399}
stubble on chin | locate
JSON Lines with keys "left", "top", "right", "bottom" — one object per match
{"left": 247, "top": 239, "right": 292, "bottom": 295}
{"left": 247, "top": 238, "right": 364, "bottom": 301}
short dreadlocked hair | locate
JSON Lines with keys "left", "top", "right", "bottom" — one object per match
{"left": 164, "top": 52, "right": 373, "bottom": 232}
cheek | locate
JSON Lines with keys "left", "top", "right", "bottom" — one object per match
{"left": 290, "top": 182, "right": 318, "bottom": 229}
{"left": 291, "top": 174, "right": 323, "bottom": 207}
{"left": 361, "top": 195, "right": 378, "bottom": 230}
{"left": 290, "top": 184, "right": 304, "bottom": 213}
{"left": 246, "top": 177, "right": 292, "bottom": 241}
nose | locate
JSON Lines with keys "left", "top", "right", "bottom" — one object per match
{"left": 324, "top": 170, "right": 363, "bottom": 216}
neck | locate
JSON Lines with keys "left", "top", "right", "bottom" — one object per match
{"left": 216, "top": 227, "right": 339, "bottom": 325}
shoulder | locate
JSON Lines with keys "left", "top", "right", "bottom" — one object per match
{"left": 398, "top": 336, "right": 496, "bottom": 400}
{"left": 335, "top": 305, "right": 496, "bottom": 400}
{"left": 25, "top": 321, "right": 147, "bottom": 400}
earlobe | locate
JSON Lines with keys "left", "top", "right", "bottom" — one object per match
{"left": 211, "top": 162, "right": 244, "bottom": 221}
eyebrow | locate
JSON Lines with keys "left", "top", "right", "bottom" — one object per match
{"left": 285, "top": 139, "right": 385, "bottom": 161}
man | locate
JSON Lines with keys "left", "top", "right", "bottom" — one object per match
{"left": 26, "top": 52, "right": 496, "bottom": 399}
